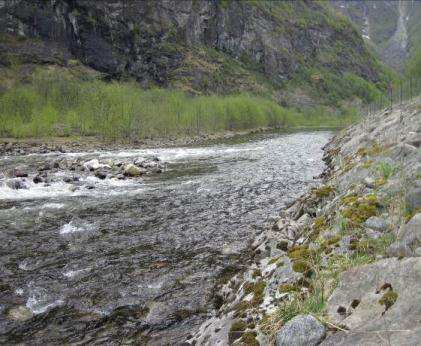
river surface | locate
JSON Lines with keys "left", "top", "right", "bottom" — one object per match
{"left": 0, "top": 131, "right": 331, "bottom": 345}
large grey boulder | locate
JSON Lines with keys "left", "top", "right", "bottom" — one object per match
{"left": 388, "top": 213, "right": 421, "bottom": 257}
{"left": 322, "top": 257, "right": 421, "bottom": 345}
{"left": 363, "top": 216, "right": 388, "bottom": 233}
{"left": 276, "top": 315, "right": 326, "bottom": 346}
{"left": 406, "top": 188, "right": 421, "bottom": 211}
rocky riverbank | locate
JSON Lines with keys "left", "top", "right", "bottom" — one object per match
{"left": 0, "top": 128, "right": 277, "bottom": 157}
{"left": 190, "top": 98, "right": 421, "bottom": 345}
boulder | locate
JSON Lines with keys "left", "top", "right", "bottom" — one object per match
{"left": 33, "top": 175, "right": 45, "bottom": 184}
{"left": 94, "top": 170, "right": 107, "bottom": 180}
{"left": 123, "top": 163, "right": 142, "bottom": 177}
{"left": 363, "top": 216, "right": 388, "bottom": 233}
{"left": 406, "top": 188, "right": 421, "bottom": 211}
{"left": 10, "top": 166, "right": 28, "bottom": 178}
{"left": 387, "top": 213, "right": 421, "bottom": 257}
{"left": 83, "top": 159, "right": 102, "bottom": 171}
{"left": 322, "top": 257, "right": 421, "bottom": 345}
{"left": 276, "top": 315, "right": 326, "bottom": 346}
{"left": 405, "top": 131, "right": 421, "bottom": 148}
{"left": 6, "top": 179, "right": 28, "bottom": 190}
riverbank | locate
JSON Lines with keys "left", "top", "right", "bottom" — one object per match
{"left": 191, "top": 98, "right": 421, "bottom": 345}
{"left": 0, "top": 125, "right": 343, "bottom": 157}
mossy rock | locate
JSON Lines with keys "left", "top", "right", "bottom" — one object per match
{"left": 341, "top": 194, "right": 379, "bottom": 225}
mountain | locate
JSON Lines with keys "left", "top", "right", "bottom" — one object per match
{"left": 0, "top": 0, "right": 391, "bottom": 107}
{"left": 331, "top": 0, "right": 421, "bottom": 72}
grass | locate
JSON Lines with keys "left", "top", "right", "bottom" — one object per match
{"left": 0, "top": 68, "right": 360, "bottom": 140}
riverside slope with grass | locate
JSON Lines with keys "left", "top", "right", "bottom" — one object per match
{"left": 190, "top": 98, "right": 421, "bottom": 345}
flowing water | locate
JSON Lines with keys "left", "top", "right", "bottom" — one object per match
{"left": 0, "top": 131, "right": 331, "bottom": 345}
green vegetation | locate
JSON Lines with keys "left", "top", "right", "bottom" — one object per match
{"left": 0, "top": 68, "right": 360, "bottom": 140}
{"left": 407, "top": 48, "right": 421, "bottom": 79}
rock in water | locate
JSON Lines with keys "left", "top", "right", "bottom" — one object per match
{"left": 276, "top": 315, "right": 326, "bottom": 346}
{"left": 83, "top": 159, "right": 101, "bottom": 171}
{"left": 6, "top": 178, "right": 28, "bottom": 190}
{"left": 123, "top": 163, "right": 142, "bottom": 177}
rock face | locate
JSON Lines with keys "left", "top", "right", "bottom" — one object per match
{"left": 322, "top": 258, "right": 421, "bottom": 345}
{"left": 0, "top": 0, "right": 387, "bottom": 103}
{"left": 276, "top": 315, "right": 326, "bottom": 346}
{"left": 331, "top": 0, "right": 421, "bottom": 71}
{"left": 387, "top": 213, "right": 421, "bottom": 257}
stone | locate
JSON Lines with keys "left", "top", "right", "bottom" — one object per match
{"left": 83, "top": 159, "right": 101, "bottom": 171}
{"left": 7, "top": 306, "right": 33, "bottom": 321}
{"left": 6, "top": 179, "right": 28, "bottom": 190}
{"left": 406, "top": 188, "right": 421, "bottom": 211}
{"left": 94, "top": 170, "right": 107, "bottom": 180}
{"left": 33, "top": 175, "right": 44, "bottom": 184}
{"left": 123, "top": 163, "right": 142, "bottom": 177}
{"left": 363, "top": 216, "right": 388, "bottom": 232}
{"left": 405, "top": 131, "right": 421, "bottom": 148}
{"left": 387, "top": 213, "right": 421, "bottom": 257}
{"left": 363, "top": 177, "right": 376, "bottom": 189}
{"left": 322, "top": 258, "right": 421, "bottom": 345}
{"left": 10, "top": 166, "right": 28, "bottom": 178}
{"left": 276, "top": 314, "right": 326, "bottom": 346}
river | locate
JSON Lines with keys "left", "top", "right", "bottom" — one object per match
{"left": 0, "top": 131, "right": 331, "bottom": 344}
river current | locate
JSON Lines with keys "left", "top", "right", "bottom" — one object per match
{"left": 0, "top": 131, "right": 331, "bottom": 344}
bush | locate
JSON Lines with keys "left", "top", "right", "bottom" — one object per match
{"left": 0, "top": 69, "right": 360, "bottom": 139}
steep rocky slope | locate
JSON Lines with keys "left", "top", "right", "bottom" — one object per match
{"left": 190, "top": 99, "right": 421, "bottom": 345}
{"left": 0, "top": 0, "right": 389, "bottom": 107}
{"left": 331, "top": 0, "right": 421, "bottom": 72}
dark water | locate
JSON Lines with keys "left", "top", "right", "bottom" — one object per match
{"left": 0, "top": 131, "right": 331, "bottom": 345}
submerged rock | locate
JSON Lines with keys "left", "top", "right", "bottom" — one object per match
{"left": 276, "top": 314, "right": 326, "bottom": 346}
{"left": 6, "top": 178, "right": 28, "bottom": 190}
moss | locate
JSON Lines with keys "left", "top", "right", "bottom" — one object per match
{"left": 252, "top": 269, "right": 262, "bottom": 279}
{"left": 374, "top": 177, "right": 387, "bottom": 187}
{"left": 240, "top": 331, "right": 259, "bottom": 346}
{"left": 312, "top": 185, "right": 335, "bottom": 199}
{"left": 379, "top": 291, "right": 398, "bottom": 310}
{"left": 288, "top": 246, "right": 314, "bottom": 261}
{"left": 244, "top": 281, "right": 266, "bottom": 306}
{"left": 341, "top": 194, "right": 379, "bottom": 225}
{"left": 233, "top": 301, "right": 253, "bottom": 317}
{"left": 268, "top": 257, "right": 282, "bottom": 265}
{"left": 292, "top": 260, "right": 313, "bottom": 277}
{"left": 361, "top": 160, "right": 373, "bottom": 169}
{"left": 313, "top": 215, "right": 328, "bottom": 233}
{"left": 322, "top": 235, "right": 342, "bottom": 249}
{"left": 229, "top": 320, "right": 247, "bottom": 344}
{"left": 279, "top": 283, "right": 299, "bottom": 293}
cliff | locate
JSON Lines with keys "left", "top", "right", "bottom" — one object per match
{"left": 0, "top": 0, "right": 390, "bottom": 107}
{"left": 331, "top": 0, "right": 421, "bottom": 72}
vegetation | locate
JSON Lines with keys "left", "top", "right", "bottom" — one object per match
{"left": 0, "top": 68, "right": 360, "bottom": 140}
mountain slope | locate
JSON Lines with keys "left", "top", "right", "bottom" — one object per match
{"left": 0, "top": 0, "right": 391, "bottom": 108}
{"left": 331, "top": 0, "right": 421, "bottom": 72}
